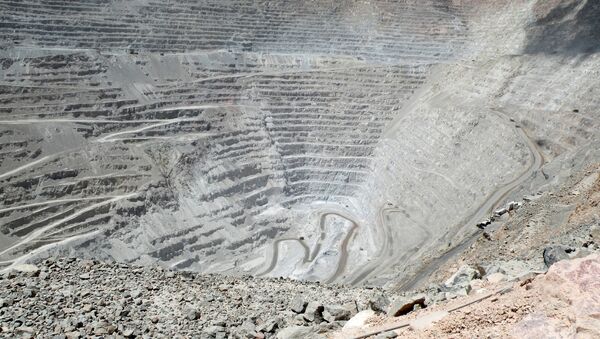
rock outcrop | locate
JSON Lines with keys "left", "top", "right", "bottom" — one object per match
{"left": 335, "top": 254, "right": 600, "bottom": 338}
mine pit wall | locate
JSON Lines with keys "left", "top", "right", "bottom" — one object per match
{"left": 0, "top": 0, "right": 471, "bottom": 276}
{"left": 353, "top": 88, "right": 531, "bottom": 286}
{"left": 349, "top": 0, "right": 600, "bottom": 286}
{"left": 1, "top": 0, "right": 599, "bottom": 286}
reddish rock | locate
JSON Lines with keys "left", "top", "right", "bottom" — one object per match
{"left": 515, "top": 254, "right": 600, "bottom": 337}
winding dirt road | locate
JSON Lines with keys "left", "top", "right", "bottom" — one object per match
{"left": 0, "top": 193, "right": 137, "bottom": 260}
{"left": 350, "top": 206, "right": 431, "bottom": 286}
{"left": 257, "top": 238, "right": 311, "bottom": 277}
{"left": 397, "top": 108, "right": 545, "bottom": 291}
{"left": 349, "top": 206, "right": 398, "bottom": 285}
{"left": 259, "top": 210, "right": 359, "bottom": 283}
{"left": 256, "top": 107, "right": 545, "bottom": 287}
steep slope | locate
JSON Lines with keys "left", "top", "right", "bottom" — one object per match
{"left": 0, "top": 0, "right": 599, "bottom": 289}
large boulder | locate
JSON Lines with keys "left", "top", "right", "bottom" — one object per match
{"left": 232, "top": 320, "right": 257, "bottom": 338}
{"left": 543, "top": 246, "right": 569, "bottom": 267}
{"left": 303, "top": 302, "right": 324, "bottom": 323}
{"left": 256, "top": 318, "right": 280, "bottom": 333}
{"left": 387, "top": 295, "right": 426, "bottom": 317}
{"left": 368, "top": 293, "right": 390, "bottom": 313}
{"left": 442, "top": 264, "right": 483, "bottom": 297}
{"left": 290, "top": 295, "right": 307, "bottom": 314}
{"left": 342, "top": 310, "right": 376, "bottom": 330}
{"left": 513, "top": 254, "right": 600, "bottom": 337}
{"left": 444, "top": 265, "right": 481, "bottom": 289}
{"left": 10, "top": 264, "right": 40, "bottom": 276}
{"left": 323, "top": 305, "right": 353, "bottom": 322}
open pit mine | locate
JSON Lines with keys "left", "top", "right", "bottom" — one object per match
{"left": 1, "top": 0, "right": 600, "bottom": 337}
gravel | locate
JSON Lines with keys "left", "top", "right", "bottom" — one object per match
{"left": 0, "top": 258, "right": 387, "bottom": 338}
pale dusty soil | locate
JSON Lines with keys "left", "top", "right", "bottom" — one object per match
{"left": 335, "top": 164, "right": 600, "bottom": 339}
{"left": 339, "top": 253, "right": 600, "bottom": 339}
{"left": 433, "top": 163, "right": 600, "bottom": 285}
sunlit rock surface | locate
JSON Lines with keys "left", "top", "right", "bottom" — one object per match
{"left": 1, "top": 0, "right": 599, "bottom": 286}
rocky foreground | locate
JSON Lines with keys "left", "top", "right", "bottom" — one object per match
{"left": 1, "top": 169, "right": 599, "bottom": 339}
{"left": 337, "top": 253, "right": 600, "bottom": 339}
{"left": 2, "top": 253, "right": 600, "bottom": 339}
{"left": 0, "top": 257, "right": 388, "bottom": 339}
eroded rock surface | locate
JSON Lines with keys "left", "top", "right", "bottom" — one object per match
{"left": 335, "top": 254, "right": 600, "bottom": 338}
{"left": 1, "top": 0, "right": 599, "bottom": 288}
{"left": 0, "top": 257, "right": 386, "bottom": 338}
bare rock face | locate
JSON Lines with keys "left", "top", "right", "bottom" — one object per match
{"left": 542, "top": 246, "right": 569, "bottom": 267}
{"left": 0, "top": 0, "right": 600, "bottom": 290}
{"left": 334, "top": 254, "right": 600, "bottom": 338}
{"left": 444, "top": 265, "right": 481, "bottom": 288}
{"left": 514, "top": 254, "right": 600, "bottom": 337}
{"left": 526, "top": 0, "right": 600, "bottom": 54}
{"left": 0, "top": 0, "right": 475, "bottom": 285}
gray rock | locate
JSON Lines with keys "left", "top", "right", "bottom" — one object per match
{"left": 256, "top": 318, "right": 279, "bottom": 333}
{"left": 186, "top": 309, "right": 200, "bottom": 321}
{"left": 543, "top": 246, "right": 569, "bottom": 267}
{"left": 23, "top": 289, "right": 36, "bottom": 298}
{"left": 78, "top": 273, "right": 91, "bottom": 280}
{"left": 317, "top": 321, "right": 341, "bottom": 331}
{"left": 234, "top": 320, "right": 256, "bottom": 338}
{"left": 303, "top": 302, "right": 324, "bottom": 323}
{"left": 485, "top": 265, "right": 507, "bottom": 275}
{"left": 276, "top": 326, "right": 324, "bottom": 339}
{"left": 78, "top": 259, "right": 95, "bottom": 269}
{"left": 130, "top": 289, "right": 143, "bottom": 299}
{"left": 15, "top": 326, "right": 35, "bottom": 334}
{"left": 323, "top": 305, "right": 352, "bottom": 321}
{"left": 507, "top": 201, "right": 521, "bottom": 211}
{"left": 387, "top": 294, "right": 426, "bottom": 317}
{"left": 368, "top": 293, "right": 390, "bottom": 313}
{"left": 293, "top": 314, "right": 306, "bottom": 325}
{"left": 446, "top": 284, "right": 471, "bottom": 297}
{"left": 121, "top": 328, "right": 135, "bottom": 337}
{"left": 290, "top": 295, "right": 307, "bottom": 313}
{"left": 424, "top": 285, "right": 446, "bottom": 304}
{"left": 322, "top": 310, "right": 334, "bottom": 323}
{"left": 94, "top": 326, "right": 108, "bottom": 335}
{"left": 11, "top": 264, "right": 40, "bottom": 276}
{"left": 517, "top": 272, "right": 538, "bottom": 284}
{"left": 203, "top": 326, "right": 226, "bottom": 336}
{"left": 65, "top": 331, "right": 81, "bottom": 339}
{"left": 444, "top": 265, "right": 480, "bottom": 289}
{"left": 375, "top": 331, "right": 399, "bottom": 339}
{"left": 105, "top": 325, "right": 117, "bottom": 334}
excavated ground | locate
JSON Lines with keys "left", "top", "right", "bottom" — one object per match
{"left": 1, "top": 0, "right": 597, "bottom": 288}
{"left": 0, "top": 257, "right": 382, "bottom": 338}
{"left": 1, "top": 1, "right": 476, "bottom": 285}
{"left": 0, "top": 0, "right": 599, "bottom": 331}
{"left": 1, "top": 0, "right": 600, "bottom": 338}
